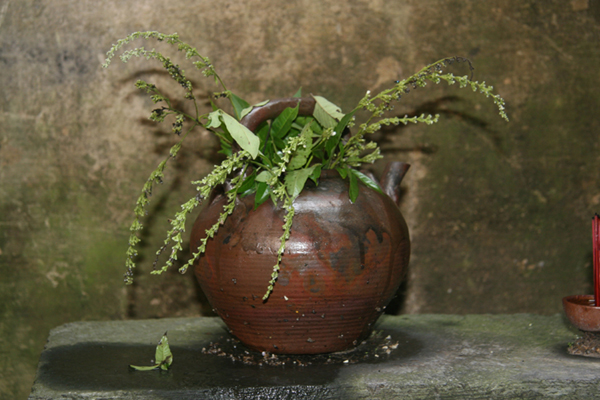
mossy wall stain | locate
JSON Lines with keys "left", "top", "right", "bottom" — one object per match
{"left": 1, "top": 0, "right": 599, "bottom": 398}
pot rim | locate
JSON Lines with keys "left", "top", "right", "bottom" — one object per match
{"left": 562, "top": 294, "right": 600, "bottom": 309}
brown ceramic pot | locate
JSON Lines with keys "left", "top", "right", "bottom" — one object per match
{"left": 562, "top": 295, "right": 600, "bottom": 332}
{"left": 191, "top": 98, "right": 411, "bottom": 354}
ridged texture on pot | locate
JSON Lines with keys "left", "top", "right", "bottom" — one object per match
{"left": 191, "top": 171, "right": 410, "bottom": 354}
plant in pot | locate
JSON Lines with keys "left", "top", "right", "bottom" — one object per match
{"left": 104, "top": 31, "right": 508, "bottom": 355}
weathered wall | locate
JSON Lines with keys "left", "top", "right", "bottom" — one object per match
{"left": 1, "top": 0, "right": 599, "bottom": 398}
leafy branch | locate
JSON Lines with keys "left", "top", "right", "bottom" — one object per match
{"left": 106, "top": 33, "right": 508, "bottom": 299}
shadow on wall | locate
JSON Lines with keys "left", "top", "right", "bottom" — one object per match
{"left": 1, "top": 1, "right": 600, "bottom": 399}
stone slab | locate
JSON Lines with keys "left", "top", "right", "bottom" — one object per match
{"left": 28, "top": 314, "right": 599, "bottom": 399}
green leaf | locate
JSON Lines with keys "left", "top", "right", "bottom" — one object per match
{"left": 259, "top": 153, "right": 273, "bottom": 168}
{"left": 288, "top": 151, "right": 309, "bottom": 170}
{"left": 206, "top": 110, "right": 222, "bottom": 129}
{"left": 313, "top": 104, "right": 337, "bottom": 129}
{"left": 273, "top": 136, "right": 286, "bottom": 150}
{"left": 129, "top": 332, "right": 173, "bottom": 371}
{"left": 155, "top": 333, "right": 173, "bottom": 367}
{"left": 314, "top": 96, "right": 345, "bottom": 119}
{"left": 326, "top": 109, "right": 357, "bottom": 157}
{"left": 336, "top": 167, "right": 348, "bottom": 179}
{"left": 349, "top": 169, "right": 383, "bottom": 194}
{"left": 218, "top": 139, "right": 232, "bottom": 156}
{"left": 288, "top": 125, "right": 313, "bottom": 170}
{"left": 324, "top": 130, "right": 341, "bottom": 158}
{"left": 348, "top": 168, "right": 359, "bottom": 203}
{"left": 309, "top": 164, "right": 322, "bottom": 184}
{"left": 255, "top": 122, "right": 270, "bottom": 150}
{"left": 240, "top": 99, "right": 270, "bottom": 120}
{"left": 238, "top": 172, "right": 257, "bottom": 197}
{"left": 219, "top": 112, "right": 260, "bottom": 158}
{"left": 271, "top": 103, "right": 299, "bottom": 139}
{"left": 229, "top": 93, "right": 250, "bottom": 120}
{"left": 285, "top": 165, "right": 318, "bottom": 199}
{"left": 292, "top": 116, "right": 311, "bottom": 131}
{"left": 313, "top": 95, "right": 344, "bottom": 129}
{"left": 255, "top": 170, "right": 274, "bottom": 183}
{"left": 160, "top": 356, "right": 173, "bottom": 371}
{"left": 254, "top": 182, "right": 271, "bottom": 209}
{"left": 293, "top": 87, "right": 302, "bottom": 98}
{"left": 310, "top": 119, "right": 323, "bottom": 135}
{"left": 129, "top": 364, "right": 161, "bottom": 371}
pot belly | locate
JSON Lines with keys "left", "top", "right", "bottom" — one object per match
{"left": 191, "top": 177, "right": 410, "bottom": 354}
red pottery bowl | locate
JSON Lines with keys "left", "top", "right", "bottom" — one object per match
{"left": 562, "top": 295, "right": 600, "bottom": 332}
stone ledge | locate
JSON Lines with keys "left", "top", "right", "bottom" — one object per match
{"left": 29, "top": 314, "right": 597, "bottom": 399}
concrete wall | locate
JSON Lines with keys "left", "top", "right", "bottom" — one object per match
{"left": 1, "top": 0, "right": 599, "bottom": 398}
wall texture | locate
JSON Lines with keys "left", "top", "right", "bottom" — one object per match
{"left": 1, "top": 0, "right": 599, "bottom": 398}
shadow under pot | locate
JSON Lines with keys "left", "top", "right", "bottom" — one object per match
{"left": 190, "top": 97, "right": 411, "bottom": 354}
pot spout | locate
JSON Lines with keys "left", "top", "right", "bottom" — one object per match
{"left": 380, "top": 162, "right": 410, "bottom": 206}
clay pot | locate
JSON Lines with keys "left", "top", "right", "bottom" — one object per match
{"left": 562, "top": 295, "right": 600, "bottom": 332}
{"left": 191, "top": 98, "right": 411, "bottom": 354}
